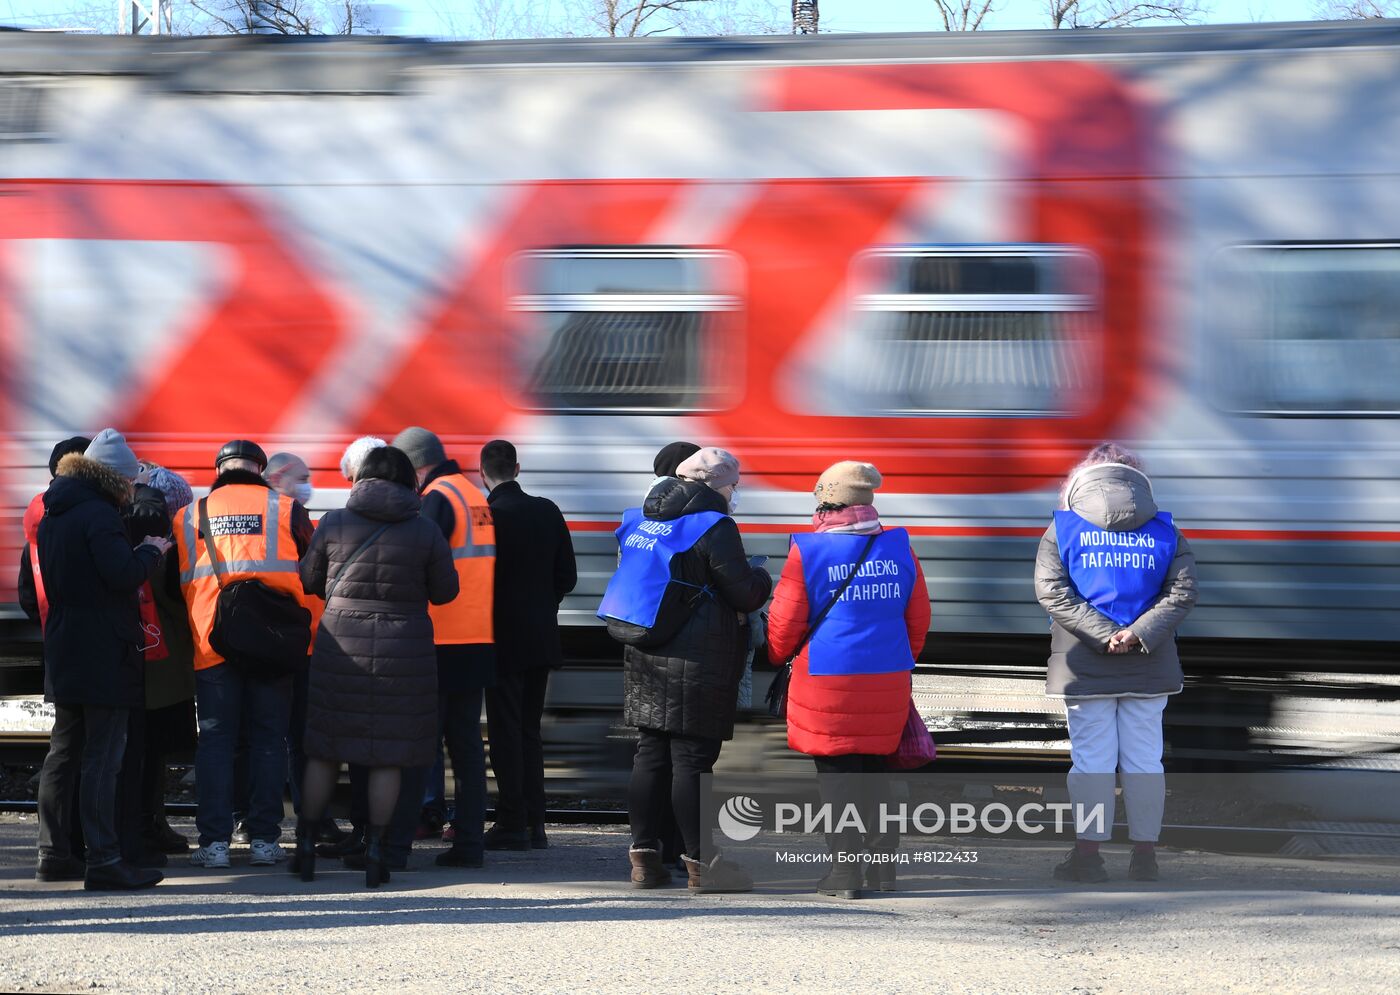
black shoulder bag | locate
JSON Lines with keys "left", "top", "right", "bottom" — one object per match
{"left": 200, "top": 497, "right": 312, "bottom": 679}
{"left": 766, "top": 533, "right": 879, "bottom": 719}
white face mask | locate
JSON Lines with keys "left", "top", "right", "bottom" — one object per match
{"left": 727, "top": 487, "right": 740, "bottom": 515}
{"left": 294, "top": 481, "right": 314, "bottom": 505}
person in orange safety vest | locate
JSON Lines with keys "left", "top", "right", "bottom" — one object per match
{"left": 168, "top": 440, "right": 312, "bottom": 871}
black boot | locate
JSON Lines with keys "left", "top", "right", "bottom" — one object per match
{"left": 291, "top": 818, "right": 316, "bottom": 882}
{"left": 482, "top": 824, "right": 531, "bottom": 851}
{"left": 147, "top": 816, "right": 191, "bottom": 854}
{"left": 364, "top": 826, "right": 390, "bottom": 888}
{"left": 317, "top": 824, "right": 366, "bottom": 859}
{"left": 865, "top": 829, "right": 899, "bottom": 893}
{"left": 315, "top": 818, "right": 350, "bottom": 846}
{"left": 819, "top": 831, "right": 864, "bottom": 899}
{"left": 85, "top": 860, "right": 163, "bottom": 891}
{"left": 1053, "top": 845, "right": 1109, "bottom": 883}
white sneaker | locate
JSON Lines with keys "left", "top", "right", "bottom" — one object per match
{"left": 190, "top": 841, "right": 231, "bottom": 868}
{"left": 249, "top": 840, "right": 288, "bottom": 866}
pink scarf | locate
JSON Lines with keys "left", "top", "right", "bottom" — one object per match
{"left": 813, "top": 504, "right": 882, "bottom": 535}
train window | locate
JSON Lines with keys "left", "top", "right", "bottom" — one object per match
{"left": 1215, "top": 244, "right": 1400, "bottom": 416}
{"left": 0, "top": 83, "right": 50, "bottom": 143}
{"left": 839, "top": 246, "right": 1099, "bottom": 416}
{"left": 510, "top": 249, "right": 740, "bottom": 412}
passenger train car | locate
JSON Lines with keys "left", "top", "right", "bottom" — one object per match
{"left": 2, "top": 21, "right": 1398, "bottom": 660}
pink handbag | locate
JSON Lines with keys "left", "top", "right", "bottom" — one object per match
{"left": 888, "top": 701, "right": 936, "bottom": 770}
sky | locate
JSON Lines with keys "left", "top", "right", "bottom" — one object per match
{"left": 0, "top": 0, "right": 1337, "bottom": 37}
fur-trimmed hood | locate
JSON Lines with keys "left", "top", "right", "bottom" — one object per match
{"left": 47, "top": 452, "right": 134, "bottom": 513}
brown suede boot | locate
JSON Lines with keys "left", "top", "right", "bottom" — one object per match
{"left": 681, "top": 853, "right": 753, "bottom": 894}
{"left": 628, "top": 847, "right": 673, "bottom": 889}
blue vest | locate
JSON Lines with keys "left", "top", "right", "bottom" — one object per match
{"left": 597, "top": 508, "right": 726, "bottom": 629}
{"left": 791, "top": 529, "right": 918, "bottom": 677}
{"left": 1053, "top": 511, "right": 1177, "bottom": 626}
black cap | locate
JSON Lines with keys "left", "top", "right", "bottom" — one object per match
{"left": 215, "top": 440, "right": 268, "bottom": 471}
{"left": 48, "top": 436, "right": 91, "bottom": 478}
{"left": 653, "top": 441, "right": 700, "bottom": 479}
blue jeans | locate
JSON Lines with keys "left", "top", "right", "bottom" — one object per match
{"left": 195, "top": 664, "right": 292, "bottom": 846}
{"left": 421, "top": 739, "right": 446, "bottom": 820}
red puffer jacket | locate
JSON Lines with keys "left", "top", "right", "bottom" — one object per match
{"left": 20, "top": 492, "right": 48, "bottom": 627}
{"left": 767, "top": 531, "right": 930, "bottom": 757}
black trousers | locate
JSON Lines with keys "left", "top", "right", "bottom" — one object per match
{"left": 117, "top": 707, "right": 146, "bottom": 862}
{"left": 485, "top": 667, "right": 550, "bottom": 831}
{"left": 36, "top": 705, "right": 85, "bottom": 861}
{"left": 38, "top": 705, "right": 129, "bottom": 867}
{"left": 813, "top": 754, "right": 898, "bottom": 882}
{"left": 442, "top": 688, "right": 486, "bottom": 853}
{"left": 628, "top": 728, "right": 723, "bottom": 860}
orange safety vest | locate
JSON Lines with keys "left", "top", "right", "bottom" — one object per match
{"left": 423, "top": 472, "right": 495, "bottom": 646}
{"left": 174, "top": 484, "right": 307, "bottom": 670}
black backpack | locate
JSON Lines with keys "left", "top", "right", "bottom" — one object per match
{"left": 199, "top": 497, "right": 312, "bottom": 678}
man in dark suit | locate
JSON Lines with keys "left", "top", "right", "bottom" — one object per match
{"left": 480, "top": 440, "right": 578, "bottom": 849}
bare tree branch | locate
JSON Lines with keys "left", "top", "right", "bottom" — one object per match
{"left": 1313, "top": 0, "right": 1399, "bottom": 17}
{"left": 1047, "top": 0, "right": 1205, "bottom": 29}
{"left": 933, "top": 1, "right": 998, "bottom": 31}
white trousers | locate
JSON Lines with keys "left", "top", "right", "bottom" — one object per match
{"left": 1065, "top": 695, "right": 1168, "bottom": 843}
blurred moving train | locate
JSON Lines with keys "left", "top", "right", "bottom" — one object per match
{"left": 1, "top": 21, "right": 1398, "bottom": 687}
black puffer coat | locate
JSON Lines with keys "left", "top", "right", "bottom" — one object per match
{"left": 38, "top": 454, "right": 161, "bottom": 708}
{"left": 614, "top": 479, "right": 771, "bottom": 741}
{"left": 300, "top": 478, "right": 459, "bottom": 768}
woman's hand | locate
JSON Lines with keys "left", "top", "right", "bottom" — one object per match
{"left": 1107, "top": 629, "right": 1140, "bottom": 654}
{"left": 141, "top": 535, "right": 173, "bottom": 556}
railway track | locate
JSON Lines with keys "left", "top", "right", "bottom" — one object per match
{"left": 5, "top": 636, "right": 1399, "bottom": 856}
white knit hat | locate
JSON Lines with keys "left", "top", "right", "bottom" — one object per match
{"left": 340, "top": 436, "right": 387, "bottom": 482}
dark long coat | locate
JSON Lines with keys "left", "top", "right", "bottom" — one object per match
{"left": 300, "top": 478, "right": 459, "bottom": 768}
{"left": 610, "top": 479, "right": 772, "bottom": 742}
{"left": 487, "top": 479, "right": 577, "bottom": 673}
{"left": 38, "top": 454, "right": 161, "bottom": 709}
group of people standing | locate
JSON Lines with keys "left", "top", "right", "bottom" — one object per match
{"left": 602, "top": 441, "right": 1197, "bottom": 898}
{"left": 23, "top": 428, "right": 576, "bottom": 890}
{"left": 22, "top": 425, "right": 1197, "bottom": 900}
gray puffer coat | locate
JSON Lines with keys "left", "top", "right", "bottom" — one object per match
{"left": 300, "top": 478, "right": 459, "bottom": 768}
{"left": 1033, "top": 463, "right": 1198, "bottom": 699}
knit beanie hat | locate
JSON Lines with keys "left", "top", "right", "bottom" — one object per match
{"left": 676, "top": 447, "right": 740, "bottom": 490}
{"left": 339, "top": 436, "right": 386, "bottom": 481}
{"left": 814, "top": 461, "right": 881, "bottom": 507}
{"left": 391, "top": 427, "right": 446, "bottom": 471}
{"left": 85, "top": 428, "right": 140, "bottom": 481}
{"left": 146, "top": 465, "right": 194, "bottom": 516}
{"left": 48, "top": 436, "right": 91, "bottom": 478}
{"left": 653, "top": 441, "right": 701, "bottom": 479}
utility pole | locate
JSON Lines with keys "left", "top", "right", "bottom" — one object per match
{"left": 793, "top": 0, "right": 818, "bottom": 34}
{"left": 121, "top": 0, "right": 173, "bottom": 34}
